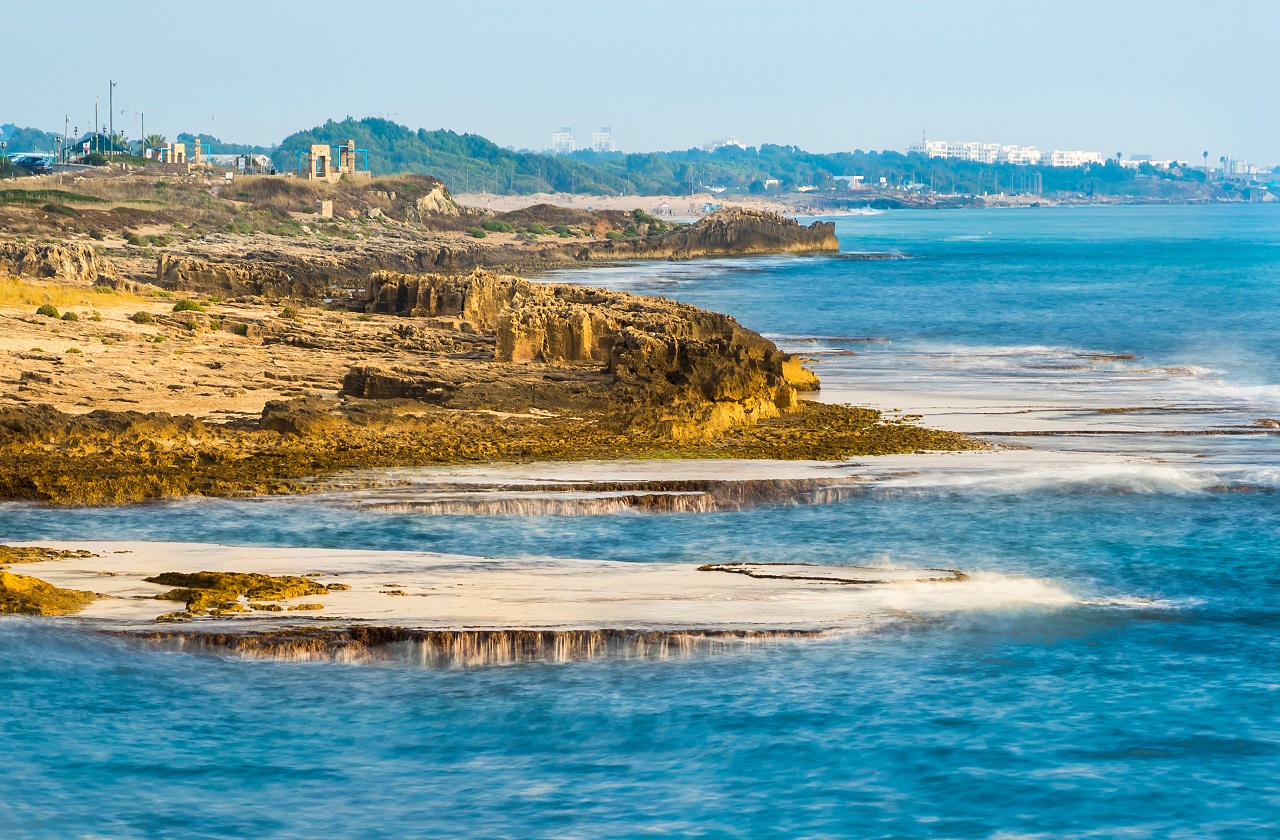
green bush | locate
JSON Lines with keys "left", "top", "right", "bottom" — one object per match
{"left": 231, "top": 323, "right": 249, "bottom": 336}
{"left": 467, "top": 226, "right": 487, "bottom": 238}
{"left": 281, "top": 305, "right": 299, "bottom": 320}
{"left": 35, "top": 304, "right": 59, "bottom": 318}
{"left": 172, "top": 300, "right": 205, "bottom": 313}
{"left": 527, "top": 223, "right": 548, "bottom": 235}
{"left": 553, "top": 224, "right": 570, "bottom": 236}
{"left": 65, "top": 347, "right": 82, "bottom": 354}
{"left": 129, "top": 311, "right": 153, "bottom": 324}
{"left": 481, "top": 220, "right": 513, "bottom": 233}
{"left": 60, "top": 311, "right": 79, "bottom": 322}
{"left": 604, "top": 231, "right": 622, "bottom": 240}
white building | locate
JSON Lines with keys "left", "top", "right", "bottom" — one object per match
{"left": 1000, "top": 145, "right": 1042, "bottom": 165}
{"left": 703, "top": 137, "right": 747, "bottom": 153}
{"left": 590, "top": 127, "right": 614, "bottom": 153}
{"left": 907, "top": 139, "right": 1041, "bottom": 165}
{"left": 551, "top": 127, "right": 575, "bottom": 155}
{"left": 1050, "top": 150, "right": 1104, "bottom": 167}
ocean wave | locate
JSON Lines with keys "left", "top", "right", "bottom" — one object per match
{"left": 865, "top": 462, "right": 1255, "bottom": 496}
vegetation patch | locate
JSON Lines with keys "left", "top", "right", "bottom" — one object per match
{"left": 0, "top": 189, "right": 108, "bottom": 206}
{"left": 172, "top": 299, "right": 205, "bottom": 313}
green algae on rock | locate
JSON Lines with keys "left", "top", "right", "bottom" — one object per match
{"left": 0, "top": 570, "right": 97, "bottom": 615}
{"left": 0, "top": 545, "right": 97, "bottom": 565}
{"left": 146, "top": 571, "right": 330, "bottom": 619}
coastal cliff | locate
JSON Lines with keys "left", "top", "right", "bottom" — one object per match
{"left": 357, "top": 269, "right": 818, "bottom": 438}
{"left": 153, "top": 208, "right": 839, "bottom": 300}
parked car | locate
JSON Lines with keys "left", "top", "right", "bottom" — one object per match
{"left": 16, "top": 156, "right": 54, "bottom": 174}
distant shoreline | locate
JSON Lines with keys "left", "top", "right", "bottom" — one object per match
{"left": 456, "top": 189, "right": 1272, "bottom": 218}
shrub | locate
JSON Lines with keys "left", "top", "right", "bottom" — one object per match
{"left": 209, "top": 317, "right": 222, "bottom": 331}
{"left": 631, "top": 208, "right": 659, "bottom": 225}
{"left": 60, "top": 311, "right": 79, "bottom": 322}
{"left": 231, "top": 323, "right": 249, "bottom": 336}
{"left": 281, "top": 305, "right": 299, "bottom": 320}
{"left": 357, "top": 314, "right": 372, "bottom": 322}
{"left": 90, "top": 311, "right": 103, "bottom": 322}
{"left": 605, "top": 231, "right": 622, "bottom": 240}
{"left": 527, "top": 223, "right": 548, "bottom": 235}
{"left": 481, "top": 220, "right": 513, "bottom": 233}
{"left": 36, "top": 304, "right": 59, "bottom": 318}
{"left": 623, "top": 226, "right": 640, "bottom": 237}
{"left": 467, "top": 226, "right": 487, "bottom": 238}
{"left": 129, "top": 311, "right": 153, "bottom": 324}
{"left": 172, "top": 300, "right": 205, "bottom": 313}
{"left": 553, "top": 224, "right": 570, "bottom": 236}
{"left": 65, "top": 347, "right": 82, "bottom": 354}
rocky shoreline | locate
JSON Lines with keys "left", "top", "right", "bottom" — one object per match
{"left": 0, "top": 184, "right": 978, "bottom": 506}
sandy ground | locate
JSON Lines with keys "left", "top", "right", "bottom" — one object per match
{"left": 0, "top": 294, "right": 414, "bottom": 420}
{"left": 16, "top": 540, "right": 1078, "bottom": 633}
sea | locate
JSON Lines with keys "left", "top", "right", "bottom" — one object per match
{"left": 2, "top": 204, "right": 1278, "bottom": 838}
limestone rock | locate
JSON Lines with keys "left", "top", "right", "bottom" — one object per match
{"left": 0, "top": 242, "right": 119, "bottom": 284}
{"left": 403, "top": 182, "right": 464, "bottom": 222}
{"left": 363, "top": 269, "right": 820, "bottom": 439}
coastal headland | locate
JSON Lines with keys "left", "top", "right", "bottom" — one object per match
{"left": 0, "top": 170, "right": 977, "bottom": 507}
{"left": 0, "top": 168, "right": 981, "bottom": 645}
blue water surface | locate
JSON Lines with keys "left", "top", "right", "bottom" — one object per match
{"left": 2, "top": 205, "right": 1279, "bottom": 838}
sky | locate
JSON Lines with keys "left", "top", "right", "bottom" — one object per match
{"left": 6, "top": 0, "right": 1276, "bottom": 164}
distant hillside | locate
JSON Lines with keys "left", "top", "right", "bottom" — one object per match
{"left": 1, "top": 117, "right": 1223, "bottom": 200}
{"left": 0, "top": 124, "right": 62, "bottom": 153}
{"left": 273, "top": 118, "right": 1211, "bottom": 199}
{"left": 176, "top": 133, "right": 275, "bottom": 156}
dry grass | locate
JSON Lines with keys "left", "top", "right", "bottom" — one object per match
{"left": 0, "top": 275, "right": 144, "bottom": 310}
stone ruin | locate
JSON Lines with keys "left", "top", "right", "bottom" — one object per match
{"left": 299, "top": 140, "right": 369, "bottom": 183}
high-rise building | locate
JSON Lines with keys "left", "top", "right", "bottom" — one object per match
{"left": 551, "top": 127, "right": 575, "bottom": 155}
{"left": 590, "top": 127, "right": 615, "bottom": 153}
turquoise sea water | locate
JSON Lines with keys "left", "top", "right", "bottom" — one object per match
{"left": 3, "top": 205, "right": 1280, "bottom": 838}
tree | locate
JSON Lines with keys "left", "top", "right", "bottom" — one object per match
{"left": 144, "top": 134, "right": 167, "bottom": 150}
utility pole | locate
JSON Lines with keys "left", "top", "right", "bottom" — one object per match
{"left": 141, "top": 113, "right": 145, "bottom": 157}
{"left": 94, "top": 97, "right": 99, "bottom": 155}
{"left": 109, "top": 80, "right": 115, "bottom": 163}
{"left": 63, "top": 115, "right": 69, "bottom": 164}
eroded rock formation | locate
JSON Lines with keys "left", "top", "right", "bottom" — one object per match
{"left": 358, "top": 269, "right": 819, "bottom": 439}
{"left": 0, "top": 242, "right": 118, "bottom": 284}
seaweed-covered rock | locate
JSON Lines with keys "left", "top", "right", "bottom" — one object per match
{"left": 0, "top": 570, "right": 97, "bottom": 615}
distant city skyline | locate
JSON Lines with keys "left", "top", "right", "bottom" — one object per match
{"left": 4, "top": 0, "right": 1276, "bottom": 165}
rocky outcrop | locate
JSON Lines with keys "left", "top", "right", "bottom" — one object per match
{"left": 0, "top": 242, "right": 119, "bottom": 283}
{"left": 156, "top": 254, "right": 297, "bottom": 298}
{"left": 606, "top": 208, "right": 838, "bottom": 260}
{"left": 402, "top": 182, "right": 464, "bottom": 222}
{"left": 361, "top": 269, "right": 819, "bottom": 439}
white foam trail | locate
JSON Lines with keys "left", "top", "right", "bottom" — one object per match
{"left": 873, "top": 462, "right": 1223, "bottom": 495}
{"left": 881, "top": 571, "right": 1079, "bottom": 614}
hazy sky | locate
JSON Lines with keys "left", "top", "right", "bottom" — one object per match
{"left": 7, "top": 0, "right": 1276, "bottom": 163}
